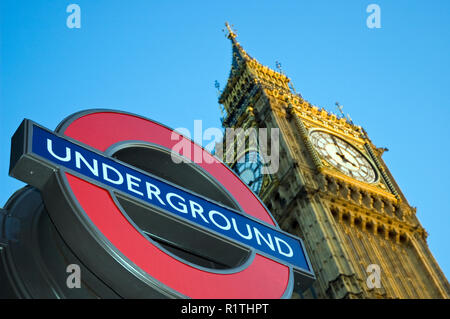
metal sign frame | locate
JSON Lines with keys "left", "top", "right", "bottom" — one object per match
{"left": 9, "top": 110, "right": 315, "bottom": 298}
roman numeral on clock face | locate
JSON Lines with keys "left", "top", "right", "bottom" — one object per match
{"left": 309, "top": 130, "right": 378, "bottom": 184}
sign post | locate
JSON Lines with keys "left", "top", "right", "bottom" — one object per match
{"left": 6, "top": 110, "right": 315, "bottom": 298}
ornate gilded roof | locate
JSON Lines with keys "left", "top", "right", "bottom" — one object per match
{"left": 219, "top": 22, "right": 291, "bottom": 107}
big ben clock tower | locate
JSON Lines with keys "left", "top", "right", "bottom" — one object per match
{"left": 217, "top": 23, "right": 450, "bottom": 299}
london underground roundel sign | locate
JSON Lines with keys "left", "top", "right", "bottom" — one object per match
{"left": 9, "top": 110, "right": 315, "bottom": 298}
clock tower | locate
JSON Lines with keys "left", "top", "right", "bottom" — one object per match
{"left": 217, "top": 23, "right": 450, "bottom": 298}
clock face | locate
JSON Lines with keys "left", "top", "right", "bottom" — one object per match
{"left": 233, "top": 151, "right": 263, "bottom": 194}
{"left": 310, "top": 130, "right": 377, "bottom": 184}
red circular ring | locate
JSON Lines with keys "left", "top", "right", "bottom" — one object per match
{"left": 61, "top": 111, "right": 290, "bottom": 298}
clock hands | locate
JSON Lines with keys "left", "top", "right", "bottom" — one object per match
{"left": 336, "top": 152, "right": 358, "bottom": 167}
{"left": 312, "top": 131, "right": 377, "bottom": 183}
{"left": 331, "top": 136, "right": 347, "bottom": 158}
{"left": 330, "top": 136, "right": 357, "bottom": 168}
{"left": 234, "top": 153, "right": 262, "bottom": 192}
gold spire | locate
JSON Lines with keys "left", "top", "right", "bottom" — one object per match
{"left": 222, "top": 22, "right": 252, "bottom": 64}
{"left": 224, "top": 22, "right": 237, "bottom": 39}
{"left": 219, "top": 22, "right": 293, "bottom": 110}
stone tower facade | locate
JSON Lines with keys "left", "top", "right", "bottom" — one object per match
{"left": 217, "top": 23, "right": 450, "bottom": 299}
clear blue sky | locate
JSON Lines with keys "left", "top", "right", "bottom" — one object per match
{"left": 1, "top": 0, "right": 449, "bottom": 280}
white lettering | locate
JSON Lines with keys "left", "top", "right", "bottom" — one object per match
{"left": 209, "top": 210, "right": 231, "bottom": 230}
{"left": 47, "top": 138, "right": 71, "bottom": 162}
{"left": 275, "top": 237, "right": 293, "bottom": 257}
{"left": 231, "top": 218, "right": 252, "bottom": 240}
{"left": 75, "top": 151, "right": 98, "bottom": 176}
{"left": 145, "top": 182, "right": 166, "bottom": 206}
{"left": 166, "top": 192, "right": 187, "bottom": 213}
{"left": 254, "top": 227, "right": 275, "bottom": 251}
{"left": 126, "top": 173, "right": 143, "bottom": 196}
{"left": 189, "top": 200, "right": 209, "bottom": 224}
{"left": 102, "top": 163, "right": 124, "bottom": 185}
